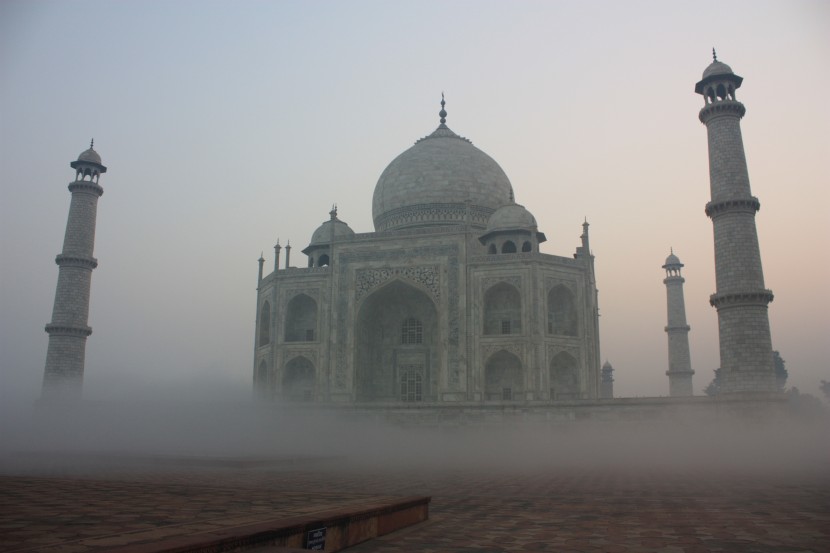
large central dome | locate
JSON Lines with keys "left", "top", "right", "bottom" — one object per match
{"left": 372, "top": 105, "right": 513, "bottom": 232}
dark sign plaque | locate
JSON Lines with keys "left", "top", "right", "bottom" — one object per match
{"left": 305, "top": 527, "right": 326, "bottom": 550}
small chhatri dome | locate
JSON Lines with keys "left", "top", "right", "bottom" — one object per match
{"left": 602, "top": 360, "right": 613, "bottom": 370}
{"left": 77, "top": 139, "right": 102, "bottom": 165}
{"left": 702, "top": 60, "right": 734, "bottom": 79}
{"left": 695, "top": 49, "right": 743, "bottom": 94}
{"left": 663, "top": 249, "right": 684, "bottom": 270}
{"left": 307, "top": 209, "right": 355, "bottom": 247}
{"left": 486, "top": 202, "right": 538, "bottom": 233}
{"left": 372, "top": 95, "right": 514, "bottom": 232}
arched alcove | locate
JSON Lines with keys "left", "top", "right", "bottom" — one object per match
{"left": 501, "top": 241, "right": 517, "bottom": 253}
{"left": 256, "top": 359, "right": 268, "bottom": 388}
{"left": 355, "top": 280, "right": 437, "bottom": 402}
{"left": 550, "top": 352, "right": 579, "bottom": 400}
{"left": 484, "top": 350, "right": 523, "bottom": 400}
{"left": 483, "top": 282, "right": 521, "bottom": 335}
{"left": 285, "top": 294, "right": 317, "bottom": 342}
{"left": 259, "top": 301, "right": 271, "bottom": 346}
{"left": 547, "top": 285, "right": 577, "bottom": 336}
{"left": 283, "top": 356, "right": 314, "bottom": 401}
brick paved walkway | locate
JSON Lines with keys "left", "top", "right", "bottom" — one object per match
{"left": 1, "top": 457, "right": 828, "bottom": 552}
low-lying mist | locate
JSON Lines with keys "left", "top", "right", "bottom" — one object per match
{"left": 2, "top": 387, "right": 828, "bottom": 478}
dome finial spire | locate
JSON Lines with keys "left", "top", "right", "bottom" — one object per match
{"left": 712, "top": 48, "right": 717, "bottom": 62}
{"left": 90, "top": 138, "right": 94, "bottom": 149}
{"left": 439, "top": 92, "right": 447, "bottom": 126}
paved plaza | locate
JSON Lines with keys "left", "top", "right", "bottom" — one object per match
{"left": 1, "top": 453, "right": 828, "bottom": 553}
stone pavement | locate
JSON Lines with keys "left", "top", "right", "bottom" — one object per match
{"left": 1, "top": 457, "right": 829, "bottom": 552}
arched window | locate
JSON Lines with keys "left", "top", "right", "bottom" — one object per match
{"left": 399, "top": 367, "right": 423, "bottom": 402}
{"left": 488, "top": 244, "right": 497, "bottom": 254}
{"left": 550, "top": 352, "right": 579, "bottom": 399}
{"left": 483, "top": 282, "right": 521, "bottom": 335}
{"left": 258, "top": 301, "right": 271, "bottom": 346}
{"left": 502, "top": 241, "right": 517, "bottom": 253}
{"left": 318, "top": 254, "right": 330, "bottom": 267}
{"left": 521, "top": 241, "right": 532, "bottom": 252}
{"left": 401, "top": 317, "right": 423, "bottom": 345}
{"left": 285, "top": 294, "right": 317, "bottom": 342}
{"left": 547, "top": 285, "right": 577, "bottom": 336}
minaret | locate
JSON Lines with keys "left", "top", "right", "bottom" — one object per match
{"left": 600, "top": 361, "right": 614, "bottom": 399}
{"left": 663, "top": 250, "right": 694, "bottom": 396}
{"left": 42, "top": 141, "right": 106, "bottom": 399}
{"left": 695, "top": 51, "right": 776, "bottom": 393}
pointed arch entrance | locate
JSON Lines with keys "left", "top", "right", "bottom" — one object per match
{"left": 355, "top": 279, "right": 438, "bottom": 402}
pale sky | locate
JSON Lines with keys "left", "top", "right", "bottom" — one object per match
{"left": 1, "top": 0, "right": 828, "bottom": 404}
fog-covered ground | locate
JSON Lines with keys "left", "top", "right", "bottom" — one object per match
{"left": 2, "top": 388, "right": 827, "bottom": 478}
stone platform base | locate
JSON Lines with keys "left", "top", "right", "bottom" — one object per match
{"left": 108, "top": 496, "right": 429, "bottom": 553}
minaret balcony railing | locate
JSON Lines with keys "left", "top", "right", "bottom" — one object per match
{"left": 705, "top": 197, "right": 760, "bottom": 218}
{"left": 709, "top": 290, "right": 774, "bottom": 309}
{"left": 55, "top": 254, "right": 98, "bottom": 269}
{"left": 699, "top": 100, "right": 746, "bottom": 122}
{"left": 45, "top": 323, "right": 92, "bottom": 337}
{"left": 68, "top": 181, "right": 104, "bottom": 196}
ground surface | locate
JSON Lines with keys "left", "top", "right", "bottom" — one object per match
{"left": 1, "top": 455, "right": 828, "bottom": 553}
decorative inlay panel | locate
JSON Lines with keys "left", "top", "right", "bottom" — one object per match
{"left": 482, "top": 343, "right": 524, "bottom": 361}
{"left": 355, "top": 266, "right": 440, "bottom": 303}
{"left": 482, "top": 276, "right": 521, "bottom": 292}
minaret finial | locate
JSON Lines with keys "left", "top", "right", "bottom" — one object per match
{"left": 90, "top": 138, "right": 94, "bottom": 149}
{"left": 712, "top": 48, "right": 717, "bottom": 62}
{"left": 439, "top": 92, "right": 447, "bottom": 126}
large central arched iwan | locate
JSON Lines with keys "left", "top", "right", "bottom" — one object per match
{"left": 355, "top": 279, "right": 438, "bottom": 402}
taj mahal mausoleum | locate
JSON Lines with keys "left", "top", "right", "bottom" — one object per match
{"left": 41, "top": 54, "right": 783, "bottom": 421}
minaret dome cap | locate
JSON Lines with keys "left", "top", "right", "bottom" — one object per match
{"left": 702, "top": 60, "right": 734, "bottom": 80}
{"left": 70, "top": 140, "right": 106, "bottom": 172}
{"left": 77, "top": 147, "right": 101, "bottom": 164}
{"left": 663, "top": 251, "right": 683, "bottom": 269}
{"left": 695, "top": 53, "right": 743, "bottom": 94}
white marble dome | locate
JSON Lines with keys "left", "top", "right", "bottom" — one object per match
{"left": 309, "top": 217, "right": 355, "bottom": 246}
{"left": 486, "top": 203, "right": 537, "bottom": 233}
{"left": 372, "top": 124, "right": 514, "bottom": 232}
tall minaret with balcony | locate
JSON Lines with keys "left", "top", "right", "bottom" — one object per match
{"left": 695, "top": 51, "right": 776, "bottom": 393}
{"left": 42, "top": 142, "right": 106, "bottom": 399}
{"left": 663, "top": 250, "right": 694, "bottom": 396}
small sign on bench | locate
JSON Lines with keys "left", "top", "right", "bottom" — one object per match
{"left": 305, "top": 527, "right": 326, "bottom": 550}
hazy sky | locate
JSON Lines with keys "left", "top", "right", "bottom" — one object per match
{"left": 1, "top": 0, "right": 828, "bottom": 403}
